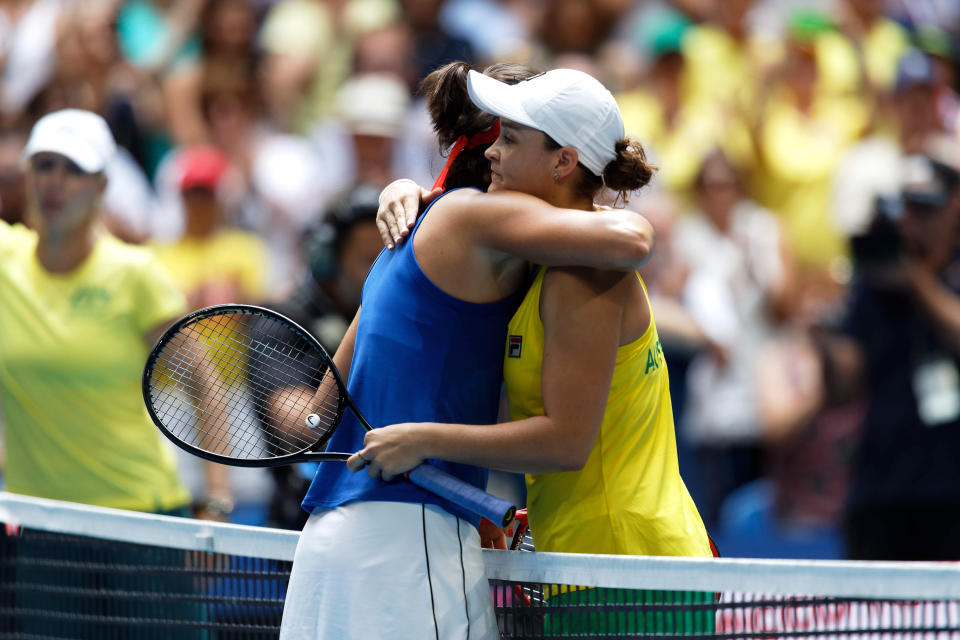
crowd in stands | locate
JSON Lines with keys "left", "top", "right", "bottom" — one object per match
{"left": 0, "top": 0, "right": 959, "bottom": 560}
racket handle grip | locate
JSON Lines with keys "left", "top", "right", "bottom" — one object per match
{"left": 406, "top": 464, "right": 516, "bottom": 528}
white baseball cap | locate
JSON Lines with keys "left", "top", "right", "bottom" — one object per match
{"left": 335, "top": 73, "right": 411, "bottom": 139}
{"left": 22, "top": 109, "right": 117, "bottom": 173}
{"left": 467, "top": 68, "right": 624, "bottom": 177}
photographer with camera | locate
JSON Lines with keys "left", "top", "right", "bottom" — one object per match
{"left": 839, "top": 153, "right": 960, "bottom": 560}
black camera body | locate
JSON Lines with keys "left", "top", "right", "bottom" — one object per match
{"left": 851, "top": 155, "right": 960, "bottom": 273}
{"left": 850, "top": 195, "right": 904, "bottom": 270}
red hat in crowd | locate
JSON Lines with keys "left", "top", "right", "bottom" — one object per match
{"left": 178, "top": 145, "right": 231, "bottom": 192}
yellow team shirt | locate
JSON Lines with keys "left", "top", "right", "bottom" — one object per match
{"left": 753, "top": 86, "right": 869, "bottom": 267}
{"left": 617, "top": 89, "right": 754, "bottom": 200}
{"left": 152, "top": 229, "right": 267, "bottom": 302}
{"left": 0, "top": 220, "right": 190, "bottom": 511}
{"left": 815, "top": 20, "right": 909, "bottom": 95}
{"left": 681, "top": 24, "right": 782, "bottom": 113}
{"left": 503, "top": 267, "right": 712, "bottom": 557}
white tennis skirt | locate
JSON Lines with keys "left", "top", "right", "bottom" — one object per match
{"left": 279, "top": 500, "right": 499, "bottom": 639}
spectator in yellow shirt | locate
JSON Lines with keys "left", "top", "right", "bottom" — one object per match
{"left": 0, "top": 109, "right": 196, "bottom": 514}
{"left": 751, "top": 11, "right": 870, "bottom": 270}
{"left": 822, "top": 0, "right": 909, "bottom": 95}
{"left": 153, "top": 145, "right": 268, "bottom": 309}
{"left": 681, "top": 0, "right": 782, "bottom": 114}
{"left": 618, "top": 9, "right": 753, "bottom": 202}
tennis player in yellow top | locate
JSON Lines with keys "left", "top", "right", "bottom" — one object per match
{"left": 504, "top": 267, "right": 709, "bottom": 557}
{"left": 356, "top": 69, "right": 712, "bottom": 562}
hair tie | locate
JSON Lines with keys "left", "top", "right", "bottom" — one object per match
{"left": 431, "top": 120, "right": 501, "bottom": 191}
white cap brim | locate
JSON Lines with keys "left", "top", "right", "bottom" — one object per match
{"left": 22, "top": 134, "right": 104, "bottom": 173}
{"left": 466, "top": 70, "right": 540, "bottom": 130}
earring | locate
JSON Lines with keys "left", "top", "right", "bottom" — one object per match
{"left": 553, "top": 171, "right": 560, "bottom": 182}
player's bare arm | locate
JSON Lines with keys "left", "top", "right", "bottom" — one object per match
{"left": 357, "top": 266, "right": 628, "bottom": 477}
{"left": 379, "top": 181, "right": 655, "bottom": 271}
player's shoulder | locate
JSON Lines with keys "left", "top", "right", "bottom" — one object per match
{"left": 0, "top": 219, "right": 34, "bottom": 238}
{"left": 416, "top": 186, "right": 486, "bottom": 233}
{"left": 428, "top": 186, "right": 484, "bottom": 212}
{"left": 99, "top": 232, "right": 149, "bottom": 257}
{"left": 0, "top": 219, "right": 37, "bottom": 255}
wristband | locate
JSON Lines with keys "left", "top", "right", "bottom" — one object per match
{"left": 378, "top": 178, "right": 418, "bottom": 206}
{"left": 198, "top": 496, "right": 234, "bottom": 518}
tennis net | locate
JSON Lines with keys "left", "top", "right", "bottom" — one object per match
{"left": 1, "top": 492, "right": 960, "bottom": 639}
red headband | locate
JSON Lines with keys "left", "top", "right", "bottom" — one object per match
{"left": 431, "top": 120, "right": 501, "bottom": 191}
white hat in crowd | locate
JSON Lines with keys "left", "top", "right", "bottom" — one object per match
{"left": 22, "top": 109, "right": 117, "bottom": 174}
{"left": 335, "top": 73, "right": 411, "bottom": 139}
{"left": 466, "top": 68, "right": 624, "bottom": 177}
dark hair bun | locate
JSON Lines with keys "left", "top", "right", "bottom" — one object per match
{"left": 603, "top": 138, "right": 656, "bottom": 195}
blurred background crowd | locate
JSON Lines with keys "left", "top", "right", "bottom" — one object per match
{"left": 0, "top": 0, "right": 959, "bottom": 560}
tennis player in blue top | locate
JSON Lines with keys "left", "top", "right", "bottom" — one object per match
{"left": 279, "top": 62, "right": 655, "bottom": 639}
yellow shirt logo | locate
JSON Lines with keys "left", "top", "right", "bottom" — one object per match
{"left": 644, "top": 339, "right": 664, "bottom": 374}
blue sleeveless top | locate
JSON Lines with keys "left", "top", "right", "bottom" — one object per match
{"left": 301, "top": 189, "right": 523, "bottom": 526}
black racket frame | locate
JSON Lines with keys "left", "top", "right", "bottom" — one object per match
{"left": 143, "top": 304, "right": 351, "bottom": 467}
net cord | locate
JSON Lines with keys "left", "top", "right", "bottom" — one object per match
{"left": 3, "top": 493, "right": 960, "bottom": 601}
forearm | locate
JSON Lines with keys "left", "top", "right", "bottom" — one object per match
{"left": 496, "top": 208, "right": 655, "bottom": 272}
{"left": 548, "top": 212, "right": 655, "bottom": 271}
{"left": 399, "top": 416, "right": 588, "bottom": 474}
{"left": 435, "top": 189, "right": 654, "bottom": 272}
{"left": 910, "top": 268, "right": 960, "bottom": 355}
{"left": 415, "top": 267, "right": 618, "bottom": 475}
{"left": 308, "top": 312, "right": 358, "bottom": 431}
{"left": 196, "top": 460, "right": 233, "bottom": 520}
{"left": 203, "top": 460, "right": 232, "bottom": 501}
{"left": 332, "top": 311, "right": 358, "bottom": 381}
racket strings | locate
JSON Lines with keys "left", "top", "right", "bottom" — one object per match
{"left": 148, "top": 312, "right": 341, "bottom": 460}
{"left": 245, "top": 338, "right": 339, "bottom": 423}
{"left": 155, "top": 329, "right": 332, "bottom": 458}
{"left": 163, "top": 338, "right": 328, "bottom": 457}
{"left": 154, "top": 345, "right": 297, "bottom": 458}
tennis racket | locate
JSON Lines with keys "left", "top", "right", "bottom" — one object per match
{"left": 508, "top": 509, "right": 539, "bottom": 607}
{"left": 142, "top": 303, "right": 516, "bottom": 527}
{"left": 510, "top": 508, "right": 531, "bottom": 551}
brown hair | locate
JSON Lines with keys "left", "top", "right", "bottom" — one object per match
{"left": 419, "top": 61, "right": 538, "bottom": 190}
{"left": 544, "top": 135, "right": 657, "bottom": 203}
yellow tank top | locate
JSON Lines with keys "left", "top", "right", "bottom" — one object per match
{"left": 504, "top": 267, "right": 712, "bottom": 557}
